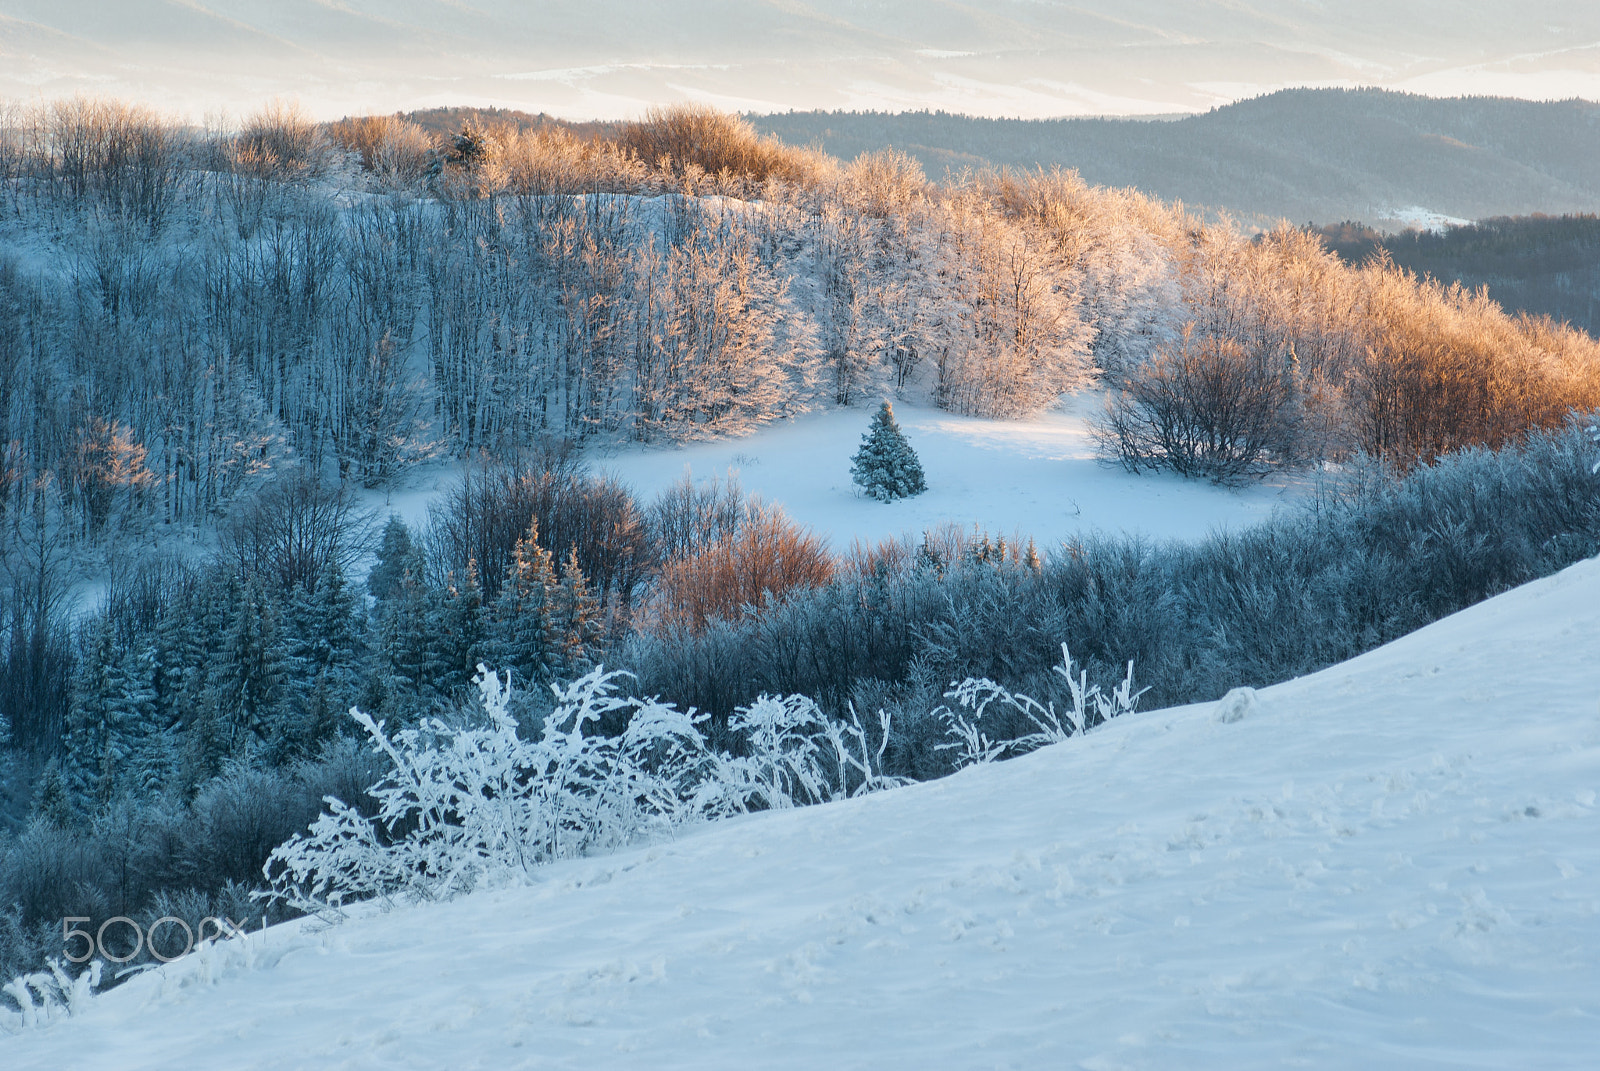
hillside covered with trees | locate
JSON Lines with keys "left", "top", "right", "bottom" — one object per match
{"left": 1315, "top": 214, "right": 1600, "bottom": 337}
{"left": 1, "top": 98, "right": 1598, "bottom": 989}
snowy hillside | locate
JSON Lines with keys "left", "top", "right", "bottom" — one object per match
{"left": 3, "top": 0, "right": 1599, "bottom": 119}
{"left": 7, "top": 552, "right": 1597, "bottom": 1068}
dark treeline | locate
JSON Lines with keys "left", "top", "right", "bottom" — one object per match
{"left": 0, "top": 456, "right": 655, "bottom": 981}
{"left": 1314, "top": 214, "right": 1600, "bottom": 337}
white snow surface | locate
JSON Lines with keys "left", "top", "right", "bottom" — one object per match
{"left": 7, "top": 554, "right": 1599, "bottom": 1068}
{"left": 374, "top": 399, "right": 1306, "bottom": 551}
{"left": 1378, "top": 206, "right": 1476, "bottom": 234}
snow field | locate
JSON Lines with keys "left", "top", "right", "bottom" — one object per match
{"left": 363, "top": 398, "right": 1308, "bottom": 568}
{"left": 414, "top": 397, "right": 1301, "bottom": 550}
{"left": 5, "top": 552, "right": 1597, "bottom": 1068}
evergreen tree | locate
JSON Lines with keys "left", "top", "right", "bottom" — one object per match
{"left": 432, "top": 561, "right": 487, "bottom": 696}
{"left": 180, "top": 684, "right": 230, "bottom": 791}
{"left": 63, "top": 617, "right": 162, "bottom": 807}
{"left": 118, "top": 645, "right": 171, "bottom": 797}
{"left": 30, "top": 757, "right": 76, "bottom": 827}
{"left": 213, "top": 579, "right": 289, "bottom": 756}
{"left": 551, "top": 547, "right": 602, "bottom": 676}
{"left": 63, "top": 616, "right": 118, "bottom": 806}
{"left": 850, "top": 401, "right": 927, "bottom": 502}
{"left": 281, "top": 559, "right": 362, "bottom": 754}
{"left": 487, "top": 523, "right": 558, "bottom": 688}
{"left": 152, "top": 587, "right": 201, "bottom": 730}
{"left": 65, "top": 617, "right": 129, "bottom": 806}
{"left": 376, "top": 564, "right": 439, "bottom": 705}
{"left": 367, "top": 515, "right": 419, "bottom": 604}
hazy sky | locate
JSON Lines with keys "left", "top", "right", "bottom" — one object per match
{"left": 3, "top": 1, "right": 1598, "bottom": 120}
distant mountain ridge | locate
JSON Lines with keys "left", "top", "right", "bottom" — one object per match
{"left": 751, "top": 89, "right": 1600, "bottom": 230}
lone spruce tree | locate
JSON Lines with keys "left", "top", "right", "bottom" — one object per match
{"left": 851, "top": 401, "right": 927, "bottom": 502}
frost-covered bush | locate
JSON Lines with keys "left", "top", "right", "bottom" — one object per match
{"left": 729, "top": 694, "right": 905, "bottom": 809}
{"left": 937, "top": 644, "right": 1146, "bottom": 768}
{"left": 262, "top": 666, "right": 904, "bottom": 914}
{"left": 1098, "top": 325, "right": 1299, "bottom": 483}
{"left": 1, "top": 959, "right": 101, "bottom": 1032}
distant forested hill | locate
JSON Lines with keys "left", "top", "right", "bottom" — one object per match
{"left": 751, "top": 89, "right": 1600, "bottom": 230}
{"left": 1315, "top": 215, "right": 1600, "bottom": 336}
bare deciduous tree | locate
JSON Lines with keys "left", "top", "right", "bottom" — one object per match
{"left": 1099, "top": 325, "right": 1299, "bottom": 483}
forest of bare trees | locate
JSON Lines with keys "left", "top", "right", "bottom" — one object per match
{"left": 3, "top": 97, "right": 1596, "bottom": 551}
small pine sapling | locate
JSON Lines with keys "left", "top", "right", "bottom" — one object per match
{"left": 851, "top": 401, "right": 927, "bottom": 502}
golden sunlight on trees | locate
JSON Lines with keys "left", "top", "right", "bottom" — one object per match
{"left": 645, "top": 509, "right": 833, "bottom": 634}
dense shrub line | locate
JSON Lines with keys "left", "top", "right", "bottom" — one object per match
{"left": 0, "top": 741, "right": 383, "bottom": 985}
{"left": 620, "top": 415, "right": 1600, "bottom": 770}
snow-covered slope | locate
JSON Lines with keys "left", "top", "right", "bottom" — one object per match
{"left": 3, "top": 1, "right": 1598, "bottom": 119}
{"left": 8, "top": 552, "right": 1598, "bottom": 1066}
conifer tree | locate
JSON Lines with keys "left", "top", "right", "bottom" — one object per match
{"left": 214, "top": 579, "right": 289, "bottom": 755}
{"left": 288, "top": 563, "right": 361, "bottom": 678}
{"left": 428, "top": 561, "right": 487, "bottom": 695}
{"left": 377, "top": 565, "right": 438, "bottom": 703}
{"left": 30, "top": 757, "right": 76, "bottom": 826}
{"left": 64, "top": 616, "right": 125, "bottom": 806}
{"left": 118, "top": 645, "right": 171, "bottom": 796}
{"left": 180, "top": 686, "right": 229, "bottom": 791}
{"left": 152, "top": 588, "right": 201, "bottom": 729}
{"left": 850, "top": 400, "right": 927, "bottom": 502}
{"left": 488, "top": 522, "right": 558, "bottom": 687}
{"left": 63, "top": 617, "right": 163, "bottom": 806}
{"left": 279, "top": 559, "right": 362, "bottom": 753}
{"left": 367, "top": 515, "right": 419, "bottom": 604}
{"left": 552, "top": 547, "right": 602, "bottom": 676}
{"left": 164, "top": 572, "right": 232, "bottom": 734}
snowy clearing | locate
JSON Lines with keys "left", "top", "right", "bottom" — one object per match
{"left": 373, "top": 398, "right": 1309, "bottom": 551}
{"left": 6, "top": 552, "right": 1597, "bottom": 1068}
